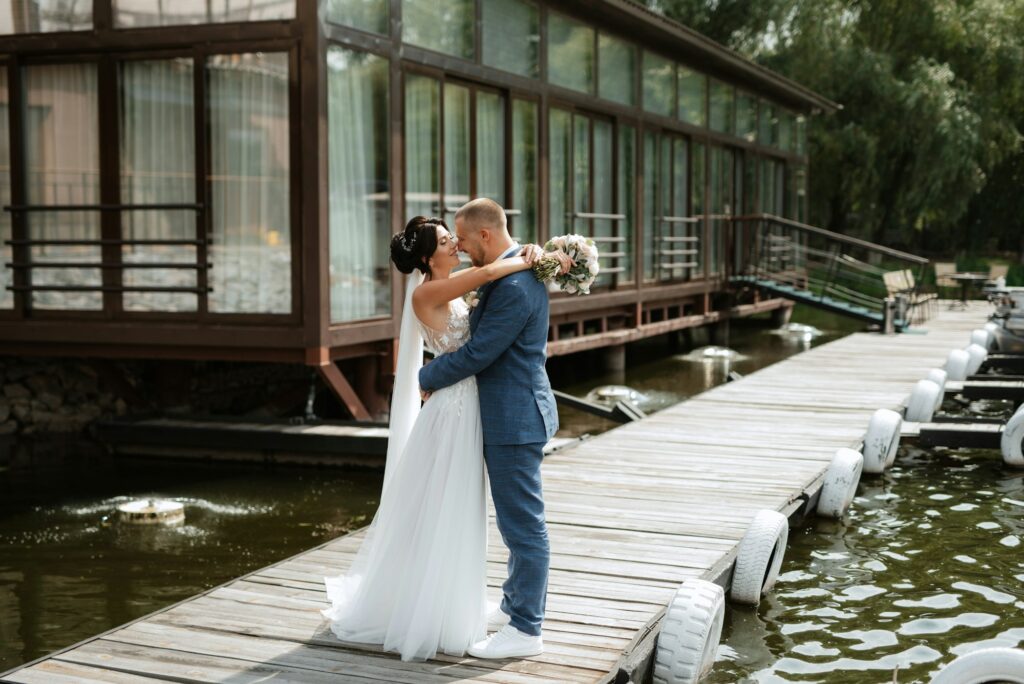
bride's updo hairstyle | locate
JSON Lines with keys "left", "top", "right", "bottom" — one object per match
{"left": 390, "top": 216, "right": 446, "bottom": 275}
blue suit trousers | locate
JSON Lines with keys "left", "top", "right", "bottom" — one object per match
{"left": 485, "top": 442, "right": 549, "bottom": 637}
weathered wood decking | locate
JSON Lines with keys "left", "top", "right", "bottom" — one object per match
{"left": 2, "top": 303, "right": 992, "bottom": 684}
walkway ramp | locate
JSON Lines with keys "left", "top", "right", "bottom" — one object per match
{"left": 2, "top": 303, "right": 991, "bottom": 684}
{"left": 731, "top": 214, "right": 934, "bottom": 330}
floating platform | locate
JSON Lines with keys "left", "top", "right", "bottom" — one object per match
{"left": 2, "top": 302, "right": 993, "bottom": 683}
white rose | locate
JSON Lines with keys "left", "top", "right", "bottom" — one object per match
{"left": 588, "top": 261, "right": 600, "bottom": 275}
{"left": 565, "top": 282, "right": 578, "bottom": 294}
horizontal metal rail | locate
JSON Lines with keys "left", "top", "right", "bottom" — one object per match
{"left": 3, "top": 203, "right": 203, "bottom": 212}
{"left": 6, "top": 261, "right": 209, "bottom": 270}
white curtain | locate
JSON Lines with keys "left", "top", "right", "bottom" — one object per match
{"left": 475, "top": 91, "right": 504, "bottom": 203}
{"left": 1, "top": 1, "right": 93, "bottom": 33}
{"left": 121, "top": 58, "right": 197, "bottom": 311}
{"left": 112, "top": 0, "right": 293, "bottom": 28}
{"left": 24, "top": 62, "right": 101, "bottom": 310}
{"left": 0, "top": 67, "right": 11, "bottom": 309}
{"left": 208, "top": 52, "right": 291, "bottom": 314}
{"left": 327, "top": 47, "right": 389, "bottom": 323}
{"left": 404, "top": 74, "right": 439, "bottom": 221}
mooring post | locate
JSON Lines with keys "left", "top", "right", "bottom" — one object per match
{"left": 882, "top": 297, "right": 896, "bottom": 335}
{"left": 603, "top": 343, "right": 626, "bottom": 374}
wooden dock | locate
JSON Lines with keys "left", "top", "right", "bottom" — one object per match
{"left": 2, "top": 303, "right": 993, "bottom": 684}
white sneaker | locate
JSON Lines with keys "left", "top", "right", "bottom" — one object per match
{"left": 468, "top": 624, "right": 543, "bottom": 659}
{"left": 486, "top": 600, "right": 511, "bottom": 628}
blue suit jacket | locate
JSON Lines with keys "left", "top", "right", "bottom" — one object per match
{"left": 419, "top": 246, "right": 558, "bottom": 446}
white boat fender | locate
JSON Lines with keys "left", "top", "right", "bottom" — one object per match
{"left": 730, "top": 509, "right": 788, "bottom": 605}
{"left": 926, "top": 368, "right": 948, "bottom": 412}
{"left": 964, "top": 343, "right": 988, "bottom": 376}
{"left": 929, "top": 647, "right": 1024, "bottom": 684}
{"left": 905, "top": 379, "right": 941, "bottom": 423}
{"left": 1001, "top": 406, "right": 1024, "bottom": 468}
{"left": 653, "top": 579, "right": 725, "bottom": 684}
{"left": 970, "top": 328, "right": 993, "bottom": 350}
{"left": 816, "top": 448, "right": 864, "bottom": 519}
{"left": 863, "top": 408, "right": 902, "bottom": 474}
{"left": 945, "top": 349, "right": 970, "bottom": 382}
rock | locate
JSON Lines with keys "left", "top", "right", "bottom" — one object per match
{"left": 38, "top": 391, "right": 63, "bottom": 411}
{"left": 3, "top": 383, "right": 30, "bottom": 400}
{"left": 26, "top": 374, "right": 60, "bottom": 396}
{"left": 11, "top": 399, "right": 31, "bottom": 422}
{"left": 0, "top": 420, "right": 17, "bottom": 435}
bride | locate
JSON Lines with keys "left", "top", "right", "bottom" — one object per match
{"left": 320, "top": 215, "right": 565, "bottom": 662}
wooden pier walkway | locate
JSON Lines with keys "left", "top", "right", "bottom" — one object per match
{"left": 2, "top": 303, "right": 992, "bottom": 684}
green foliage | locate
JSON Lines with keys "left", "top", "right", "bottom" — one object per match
{"left": 649, "top": 0, "right": 1024, "bottom": 259}
{"left": 1007, "top": 263, "right": 1024, "bottom": 287}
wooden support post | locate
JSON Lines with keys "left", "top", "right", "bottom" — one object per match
{"left": 306, "top": 347, "right": 371, "bottom": 421}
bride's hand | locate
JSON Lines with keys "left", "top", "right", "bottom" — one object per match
{"left": 550, "top": 249, "right": 574, "bottom": 275}
{"left": 420, "top": 389, "right": 432, "bottom": 402}
{"left": 519, "top": 243, "right": 544, "bottom": 265}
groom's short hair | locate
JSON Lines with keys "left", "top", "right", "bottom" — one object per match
{"left": 455, "top": 198, "right": 507, "bottom": 234}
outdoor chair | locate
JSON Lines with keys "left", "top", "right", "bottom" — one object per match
{"left": 934, "top": 262, "right": 957, "bottom": 299}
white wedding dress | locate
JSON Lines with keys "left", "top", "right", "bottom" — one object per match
{"left": 321, "top": 288, "right": 489, "bottom": 662}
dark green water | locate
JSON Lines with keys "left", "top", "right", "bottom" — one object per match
{"left": 709, "top": 444, "right": 1024, "bottom": 683}
{"left": 0, "top": 451, "right": 382, "bottom": 671}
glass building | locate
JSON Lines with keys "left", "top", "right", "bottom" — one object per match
{"left": 0, "top": 0, "right": 834, "bottom": 416}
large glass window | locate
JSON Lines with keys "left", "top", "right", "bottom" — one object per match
{"left": 642, "top": 52, "right": 674, "bottom": 117}
{"left": 678, "top": 66, "right": 706, "bottom": 126}
{"left": 510, "top": 99, "right": 537, "bottom": 245}
{"left": 403, "top": 0, "right": 473, "bottom": 60}
{"left": 120, "top": 58, "right": 197, "bottom": 313}
{"left": 443, "top": 84, "right": 471, "bottom": 213}
{"left": 708, "top": 146, "right": 734, "bottom": 275}
{"left": 548, "top": 108, "right": 571, "bottom": 236}
{"left": 476, "top": 90, "right": 505, "bottom": 205}
{"left": 550, "top": 109, "right": 626, "bottom": 288}
{"left": 114, "top": 0, "right": 293, "bottom": 27}
{"left": 24, "top": 63, "right": 101, "bottom": 310}
{"left": 617, "top": 125, "right": 636, "bottom": 282}
{"left": 483, "top": 0, "right": 539, "bottom": 79}
{"left": 691, "top": 141, "right": 705, "bottom": 275}
{"left": 325, "top": 0, "right": 388, "bottom": 34}
{"left": 599, "top": 34, "right": 635, "bottom": 107}
{"left": 327, "top": 47, "right": 390, "bottom": 323}
{"left": 778, "top": 110, "right": 795, "bottom": 151}
{"left": 708, "top": 80, "right": 734, "bottom": 135}
{"left": 736, "top": 91, "right": 757, "bottom": 143}
{"left": 642, "top": 132, "right": 657, "bottom": 280}
{"left": 207, "top": 52, "right": 291, "bottom": 314}
{"left": 404, "top": 78, "right": 513, "bottom": 233}
{"left": 547, "top": 11, "right": 593, "bottom": 94}
{"left": 0, "top": 67, "right": 10, "bottom": 309}
{"left": 1, "top": 1, "right": 91, "bottom": 33}
{"left": 796, "top": 115, "right": 807, "bottom": 155}
{"left": 759, "top": 102, "right": 778, "bottom": 147}
{"left": 404, "top": 74, "right": 440, "bottom": 220}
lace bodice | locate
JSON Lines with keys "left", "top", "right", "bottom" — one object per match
{"left": 418, "top": 297, "right": 471, "bottom": 355}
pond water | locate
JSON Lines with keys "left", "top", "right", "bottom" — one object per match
{"left": 3, "top": 306, "right": 1018, "bottom": 682}
{"left": 0, "top": 452, "right": 382, "bottom": 671}
{"left": 709, "top": 443, "right": 1024, "bottom": 683}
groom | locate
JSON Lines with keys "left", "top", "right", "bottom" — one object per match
{"left": 418, "top": 198, "right": 558, "bottom": 659}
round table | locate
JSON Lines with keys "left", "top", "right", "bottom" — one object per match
{"left": 948, "top": 272, "right": 989, "bottom": 308}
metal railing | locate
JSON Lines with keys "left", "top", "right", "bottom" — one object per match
{"left": 2, "top": 202, "right": 211, "bottom": 296}
{"left": 732, "top": 213, "right": 930, "bottom": 322}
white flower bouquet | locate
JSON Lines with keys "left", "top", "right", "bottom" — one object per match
{"left": 532, "top": 234, "right": 600, "bottom": 295}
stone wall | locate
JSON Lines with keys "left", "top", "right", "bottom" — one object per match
{"left": 0, "top": 358, "right": 128, "bottom": 436}
{"left": 0, "top": 357, "right": 318, "bottom": 436}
